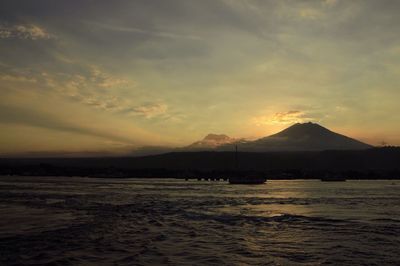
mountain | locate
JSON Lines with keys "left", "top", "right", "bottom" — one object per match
{"left": 129, "top": 123, "right": 372, "bottom": 156}
{"left": 186, "top": 134, "right": 241, "bottom": 150}
{"left": 229, "top": 122, "right": 372, "bottom": 152}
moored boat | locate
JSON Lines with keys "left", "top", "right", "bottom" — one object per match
{"left": 228, "top": 145, "right": 267, "bottom": 184}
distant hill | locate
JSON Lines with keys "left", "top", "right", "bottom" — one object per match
{"left": 219, "top": 122, "right": 372, "bottom": 152}
{"left": 128, "top": 134, "right": 240, "bottom": 156}
{"left": 186, "top": 134, "right": 241, "bottom": 150}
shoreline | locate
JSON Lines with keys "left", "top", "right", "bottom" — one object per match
{"left": 1, "top": 175, "right": 400, "bottom": 181}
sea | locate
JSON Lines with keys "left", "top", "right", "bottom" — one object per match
{"left": 0, "top": 176, "right": 399, "bottom": 265}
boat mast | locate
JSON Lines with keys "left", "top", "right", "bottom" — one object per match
{"left": 235, "top": 144, "right": 238, "bottom": 170}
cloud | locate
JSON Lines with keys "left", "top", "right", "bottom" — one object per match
{"left": 80, "top": 96, "right": 122, "bottom": 111}
{"left": 85, "top": 21, "right": 202, "bottom": 41}
{"left": 0, "top": 63, "right": 41, "bottom": 83}
{"left": 1, "top": 61, "right": 173, "bottom": 121}
{"left": 58, "top": 72, "right": 169, "bottom": 119}
{"left": 298, "top": 8, "right": 325, "bottom": 20}
{"left": 40, "top": 66, "right": 132, "bottom": 112}
{"left": 126, "top": 102, "right": 168, "bottom": 119}
{"left": 253, "top": 110, "right": 316, "bottom": 126}
{"left": 89, "top": 66, "right": 128, "bottom": 88}
{"left": 323, "top": 0, "right": 338, "bottom": 7}
{"left": 0, "top": 23, "right": 53, "bottom": 40}
{"left": 43, "top": 64, "right": 172, "bottom": 120}
{"left": 0, "top": 74, "right": 37, "bottom": 83}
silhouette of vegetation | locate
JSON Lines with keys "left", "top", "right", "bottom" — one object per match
{"left": 1, "top": 147, "right": 399, "bottom": 180}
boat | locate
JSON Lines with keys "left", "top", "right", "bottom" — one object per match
{"left": 228, "top": 145, "right": 266, "bottom": 184}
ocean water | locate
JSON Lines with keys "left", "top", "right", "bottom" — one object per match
{"left": 0, "top": 176, "right": 399, "bottom": 265}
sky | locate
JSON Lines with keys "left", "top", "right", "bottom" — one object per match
{"left": 1, "top": 0, "right": 400, "bottom": 156}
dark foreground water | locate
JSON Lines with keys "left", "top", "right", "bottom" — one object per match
{"left": 0, "top": 176, "right": 399, "bottom": 265}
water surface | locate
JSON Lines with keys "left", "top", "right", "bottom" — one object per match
{"left": 0, "top": 176, "right": 399, "bottom": 265}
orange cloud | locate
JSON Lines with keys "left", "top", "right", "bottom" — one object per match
{"left": 253, "top": 110, "right": 315, "bottom": 126}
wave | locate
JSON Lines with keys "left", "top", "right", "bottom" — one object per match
{"left": 182, "top": 211, "right": 347, "bottom": 226}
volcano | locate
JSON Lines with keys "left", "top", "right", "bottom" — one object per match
{"left": 231, "top": 122, "right": 372, "bottom": 152}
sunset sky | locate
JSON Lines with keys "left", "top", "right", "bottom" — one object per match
{"left": 1, "top": 0, "right": 400, "bottom": 155}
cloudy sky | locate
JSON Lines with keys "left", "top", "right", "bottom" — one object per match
{"left": 1, "top": 0, "right": 399, "bottom": 155}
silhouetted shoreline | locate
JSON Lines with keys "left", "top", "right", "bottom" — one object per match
{"left": 1, "top": 147, "right": 399, "bottom": 180}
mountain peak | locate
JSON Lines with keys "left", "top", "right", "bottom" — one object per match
{"left": 294, "top": 121, "right": 319, "bottom": 126}
{"left": 203, "top": 134, "right": 231, "bottom": 141}
{"left": 272, "top": 122, "right": 332, "bottom": 138}
{"left": 187, "top": 133, "right": 239, "bottom": 149}
{"left": 291, "top": 122, "right": 326, "bottom": 129}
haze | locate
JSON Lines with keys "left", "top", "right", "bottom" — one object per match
{"left": 1, "top": 0, "right": 400, "bottom": 156}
